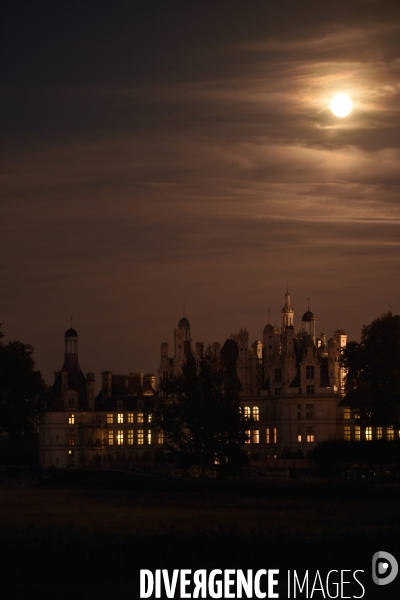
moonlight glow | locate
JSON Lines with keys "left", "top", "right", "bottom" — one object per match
{"left": 330, "top": 94, "right": 353, "bottom": 117}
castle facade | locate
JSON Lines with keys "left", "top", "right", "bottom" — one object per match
{"left": 40, "top": 291, "right": 397, "bottom": 470}
{"left": 158, "top": 291, "right": 350, "bottom": 457}
{"left": 40, "top": 328, "right": 159, "bottom": 469}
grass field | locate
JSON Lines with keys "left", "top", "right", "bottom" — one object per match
{"left": 0, "top": 471, "right": 399, "bottom": 598}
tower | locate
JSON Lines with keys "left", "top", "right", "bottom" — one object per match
{"left": 172, "top": 315, "right": 194, "bottom": 375}
{"left": 178, "top": 316, "right": 191, "bottom": 344}
{"left": 282, "top": 289, "right": 294, "bottom": 328}
{"left": 50, "top": 326, "right": 91, "bottom": 412}
{"left": 65, "top": 327, "right": 78, "bottom": 357}
{"left": 302, "top": 302, "right": 316, "bottom": 345}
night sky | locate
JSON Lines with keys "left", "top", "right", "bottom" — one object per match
{"left": 2, "top": 0, "right": 400, "bottom": 385}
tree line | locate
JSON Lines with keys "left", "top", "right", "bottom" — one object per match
{"left": 0, "top": 325, "right": 47, "bottom": 465}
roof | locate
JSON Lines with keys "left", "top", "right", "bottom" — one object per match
{"left": 178, "top": 317, "right": 190, "bottom": 328}
{"left": 95, "top": 372, "right": 156, "bottom": 410}
{"left": 65, "top": 327, "right": 78, "bottom": 337}
{"left": 50, "top": 354, "right": 88, "bottom": 411}
{"left": 302, "top": 310, "right": 315, "bottom": 322}
{"left": 282, "top": 305, "right": 293, "bottom": 313}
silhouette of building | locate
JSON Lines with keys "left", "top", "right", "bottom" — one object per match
{"left": 40, "top": 328, "right": 158, "bottom": 469}
{"left": 158, "top": 291, "right": 351, "bottom": 457}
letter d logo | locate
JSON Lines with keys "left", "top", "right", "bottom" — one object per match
{"left": 372, "top": 551, "right": 398, "bottom": 586}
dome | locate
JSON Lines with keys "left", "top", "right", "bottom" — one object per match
{"left": 302, "top": 310, "right": 315, "bottom": 322}
{"left": 65, "top": 327, "right": 78, "bottom": 337}
{"left": 282, "top": 305, "right": 293, "bottom": 313}
{"left": 319, "top": 344, "right": 328, "bottom": 357}
{"left": 263, "top": 323, "right": 274, "bottom": 333}
{"left": 178, "top": 317, "right": 190, "bottom": 329}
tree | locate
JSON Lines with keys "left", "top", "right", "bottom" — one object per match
{"left": 154, "top": 350, "right": 250, "bottom": 477}
{"left": 0, "top": 324, "right": 47, "bottom": 463}
{"left": 341, "top": 312, "right": 400, "bottom": 427}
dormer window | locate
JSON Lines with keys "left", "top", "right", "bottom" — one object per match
{"left": 306, "top": 366, "right": 315, "bottom": 380}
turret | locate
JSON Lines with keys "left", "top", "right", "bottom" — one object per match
{"left": 178, "top": 317, "right": 190, "bottom": 343}
{"left": 319, "top": 333, "right": 328, "bottom": 357}
{"left": 281, "top": 289, "right": 294, "bottom": 328}
{"left": 64, "top": 327, "right": 78, "bottom": 357}
{"left": 302, "top": 302, "right": 316, "bottom": 345}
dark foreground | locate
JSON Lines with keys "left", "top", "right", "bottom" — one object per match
{"left": 0, "top": 470, "right": 399, "bottom": 599}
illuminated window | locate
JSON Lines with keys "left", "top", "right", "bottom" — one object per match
{"left": 107, "top": 413, "right": 113, "bottom": 424}
{"left": 137, "top": 412, "right": 144, "bottom": 424}
{"left": 127, "top": 430, "right": 134, "bottom": 445}
{"left": 306, "top": 426, "right": 314, "bottom": 443}
{"left": 275, "top": 369, "right": 282, "bottom": 383}
{"left": 158, "top": 430, "right": 164, "bottom": 444}
{"left": 377, "top": 426, "right": 383, "bottom": 440}
{"left": 68, "top": 414, "right": 74, "bottom": 425}
{"left": 252, "top": 406, "right": 259, "bottom": 421}
{"left": 148, "top": 413, "right": 152, "bottom": 423}
{"left": 265, "top": 428, "right": 270, "bottom": 444}
{"left": 127, "top": 413, "right": 134, "bottom": 423}
{"left": 297, "top": 404, "right": 301, "bottom": 419}
{"left": 365, "top": 427, "right": 372, "bottom": 441}
{"left": 306, "top": 366, "right": 315, "bottom": 380}
{"left": 355, "top": 425, "right": 361, "bottom": 441}
{"left": 306, "top": 385, "right": 315, "bottom": 394}
{"left": 117, "top": 430, "right": 124, "bottom": 445}
{"left": 306, "top": 404, "right": 314, "bottom": 419}
{"left": 137, "top": 429, "right": 144, "bottom": 445}
{"left": 108, "top": 431, "right": 114, "bottom": 445}
{"left": 245, "top": 430, "right": 251, "bottom": 444}
{"left": 117, "top": 413, "right": 123, "bottom": 424}
{"left": 252, "top": 430, "right": 259, "bottom": 444}
{"left": 273, "top": 428, "right": 277, "bottom": 444}
{"left": 343, "top": 408, "right": 351, "bottom": 419}
{"left": 68, "top": 439, "right": 75, "bottom": 446}
{"left": 147, "top": 430, "right": 152, "bottom": 444}
{"left": 243, "top": 406, "right": 251, "bottom": 420}
{"left": 297, "top": 426, "right": 302, "bottom": 443}
{"left": 344, "top": 426, "right": 351, "bottom": 441}
{"left": 68, "top": 450, "right": 74, "bottom": 456}
{"left": 387, "top": 426, "right": 394, "bottom": 441}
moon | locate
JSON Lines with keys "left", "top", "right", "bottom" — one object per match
{"left": 330, "top": 94, "right": 353, "bottom": 117}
